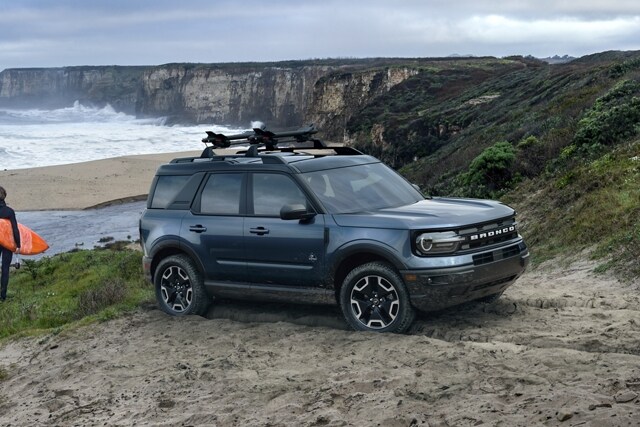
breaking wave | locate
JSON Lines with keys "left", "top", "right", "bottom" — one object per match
{"left": 0, "top": 101, "right": 245, "bottom": 170}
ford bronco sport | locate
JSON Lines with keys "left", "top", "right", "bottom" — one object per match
{"left": 140, "top": 125, "right": 529, "bottom": 333}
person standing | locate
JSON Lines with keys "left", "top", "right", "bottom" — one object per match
{"left": 0, "top": 186, "right": 20, "bottom": 301}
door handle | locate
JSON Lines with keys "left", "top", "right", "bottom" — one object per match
{"left": 189, "top": 225, "right": 207, "bottom": 233}
{"left": 249, "top": 227, "right": 269, "bottom": 235}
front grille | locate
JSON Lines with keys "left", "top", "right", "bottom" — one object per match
{"left": 473, "top": 244, "right": 521, "bottom": 266}
{"left": 458, "top": 217, "right": 518, "bottom": 251}
{"left": 473, "top": 252, "right": 494, "bottom": 265}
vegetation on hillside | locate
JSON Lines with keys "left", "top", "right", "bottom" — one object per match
{"left": 0, "top": 248, "right": 152, "bottom": 340}
{"left": 506, "top": 138, "right": 640, "bottom": 277}
{"left": 346, "top": 50, "right": 640, "bottom": 278}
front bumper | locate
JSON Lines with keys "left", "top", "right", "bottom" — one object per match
{"left": 401, "top": 242, "right": 530, "bottom": 312}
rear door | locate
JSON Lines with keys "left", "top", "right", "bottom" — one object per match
{"left": 244, "top": 172, "right": 326, "bottom": 287}
{"left": 181, "top": 172, "right": 246, "bottom": 283}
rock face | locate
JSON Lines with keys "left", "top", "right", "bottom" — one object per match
{"left": 0, "top": 66, "right": 147, "bottom": 114}
{"left": 0, "top": 61, "right": 419, "bottom": 140}
{"left": 306, "top": 67, "right": 419, "bottom": 140}
{"left": 136, "top": 64, "right": 334, "bottom": 127}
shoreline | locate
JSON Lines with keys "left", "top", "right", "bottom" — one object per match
{"left": 0, "top": 151, "right": 200, "bottom": 211}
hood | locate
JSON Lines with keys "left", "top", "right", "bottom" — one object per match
{"left": 332, "top": 197, "right": 515, "bottom": 230}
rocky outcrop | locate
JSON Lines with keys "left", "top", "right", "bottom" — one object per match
{"left": 136, "top": 64, "right": 334, "bottom": 127}
{"left": 306, "top": 67, "right": 419, "bottom": 140}
{"left": 0, "top": 61, "right": 419, "bottom": 140}
{"left": 0, "top": 66, "right": 146, "bottom": 113}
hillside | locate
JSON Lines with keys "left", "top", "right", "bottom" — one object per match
{"left": 1, "top": 51, "right": 638, "bottom": 277}
{"left": 342, "top": 51, "right": 640, "bottom": 278}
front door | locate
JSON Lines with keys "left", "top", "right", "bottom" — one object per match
{"left": 245, "top": 172, "right": 326, "bottom": 287}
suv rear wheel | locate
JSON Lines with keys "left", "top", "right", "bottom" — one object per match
{"left": 155, "top": 255, "right": 210, "bottom": 316}
{"left": 340, "top": 262, "right": 415, "bottom": 333}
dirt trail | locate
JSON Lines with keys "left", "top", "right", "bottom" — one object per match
{"left": 1, "top": 260, "right": 639, "bottom": 426}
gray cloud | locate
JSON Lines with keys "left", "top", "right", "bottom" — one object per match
{"left": 1, "top": 0, "right": 639, "bottom": 71}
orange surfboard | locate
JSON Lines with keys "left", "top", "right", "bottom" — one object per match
{"left": 0, "top": 219, "right": 49, "bottom": 255}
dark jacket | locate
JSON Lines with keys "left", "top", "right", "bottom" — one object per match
{"left": 0, "top": 200, "right": 20, "bottom": 249}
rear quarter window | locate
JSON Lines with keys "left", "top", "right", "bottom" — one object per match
{"left": 150, "top": 175, "right": 190, "bottom": 209}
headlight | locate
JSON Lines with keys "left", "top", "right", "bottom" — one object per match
{"left": 415, "top": 231, "right": 464, "bottom": 255}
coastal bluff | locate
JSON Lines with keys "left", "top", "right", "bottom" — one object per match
{"left": 0, "top": 59, "right": 421, "bottom": 140}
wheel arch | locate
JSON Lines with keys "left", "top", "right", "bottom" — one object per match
{"left": 331, "top": 243, "right": 406, "bottom": 303}
{"left": 149, "top": 239, "right": 205, "bottom": 282}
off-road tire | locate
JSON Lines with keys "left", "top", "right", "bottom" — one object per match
{"left": 154, "top": 255, "right": 210, "bottom": 316}
{"left": 340, "top": 262, "right": 415, "bottom": 333}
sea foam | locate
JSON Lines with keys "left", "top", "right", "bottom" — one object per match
{"left": 0, "top": 101, "right": 246, "bottom": 170}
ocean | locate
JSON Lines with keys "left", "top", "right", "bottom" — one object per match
{"left": 1, "top": 101, "right": 246, "bottom": 257}
{"left": 0, "top": 101, "right": 245, "bottom": 171}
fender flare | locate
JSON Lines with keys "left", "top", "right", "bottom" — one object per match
{"left": 149, "top": 236, "right": 206, "bottom": 278}
{"left": 329, "top": 239, "right": 407, "bottom": 278}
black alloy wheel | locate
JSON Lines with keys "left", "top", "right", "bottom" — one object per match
{"left": 340, "top": 262, "right": 415, "bottom": 333}
{"left": 154, "top": 255, "right": 210, "bottom": 316}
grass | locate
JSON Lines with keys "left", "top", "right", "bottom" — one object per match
{"left": 0, "top": 247, "right": 153, "bottom": 341}
{"left": 504, "top": 138, "right": 640, "bottom": 278}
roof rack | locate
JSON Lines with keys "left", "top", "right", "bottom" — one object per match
{"left": 199, "top": 124, "right": 362, "bottom": 158}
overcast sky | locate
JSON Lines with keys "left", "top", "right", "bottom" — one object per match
{"left": 1, "top": 0, "right": 640, "bottom": 71}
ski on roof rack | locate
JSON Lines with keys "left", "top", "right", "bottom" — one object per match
{"left": 202, "top": 124, "right": 318, "bottom": 150}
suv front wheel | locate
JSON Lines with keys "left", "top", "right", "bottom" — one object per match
{"left": 340, "top": 262, "right": 415, "bottom": 333}
{"left": 154, "top": 255, "right": 210, "bottom": 316}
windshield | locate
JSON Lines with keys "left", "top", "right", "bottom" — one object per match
{"left": 302, "top": 162, "right": 424, "bottom": 214}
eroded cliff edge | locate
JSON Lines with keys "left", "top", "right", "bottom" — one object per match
{"left": 0, "top": 59, "right": 422, "bottom": 140}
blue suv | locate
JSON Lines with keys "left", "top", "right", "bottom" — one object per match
{"left": 140, "top": 126, "right": 529, "bottom": 333}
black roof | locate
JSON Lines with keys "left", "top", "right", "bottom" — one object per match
{"left": 156, "top": 151, "right": 379, "bottom": 175}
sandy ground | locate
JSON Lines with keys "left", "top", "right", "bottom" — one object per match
{"left": 0, "top": 258, "right": 638, "bottom": 426}
{"left": 0, "top": 155, "right": 639, "bottom": 425}
{"left": 0, "top": 151, "right": 200, "bottom": 211}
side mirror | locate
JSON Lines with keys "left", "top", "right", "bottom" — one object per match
{"left": 280, "top": 204, "right": 316, "bottom": 221}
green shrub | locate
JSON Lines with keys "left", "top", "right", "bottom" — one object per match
{"left": 573, "top": 80, "right": 640, "bottom": 147}
{"left": 461, "top": 141, "right": 516, "bottom": 197}
{"left": 515, "top": 136, "right": 547, "bottom": 177}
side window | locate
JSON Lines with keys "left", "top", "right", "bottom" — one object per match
{"left": 150, "top": 175, "right": 190, "bottom": 209}
{"left": 199, "top": 173, "right": 243, "bottom": 215}
{"left": 252, "top": 173, "right": 307, "bottom": 217}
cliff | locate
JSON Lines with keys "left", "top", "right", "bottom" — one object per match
{"left": 306, "top": 67, "right": 419, "bottom": 140}
{"left": 0, "top": 60, "right": 425, "bottom": 138}
{"left": 136, "top": 64, "right": 334, "bottom": 127}
{"left": 0, "top": 66, "right": 147, "bottom": 114}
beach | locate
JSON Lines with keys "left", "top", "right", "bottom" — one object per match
{"left": 0, "top": 154, "right": 639, "bottom": 426}
{"left": 0, "top": 151, "right": 200, "bottom": 211}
